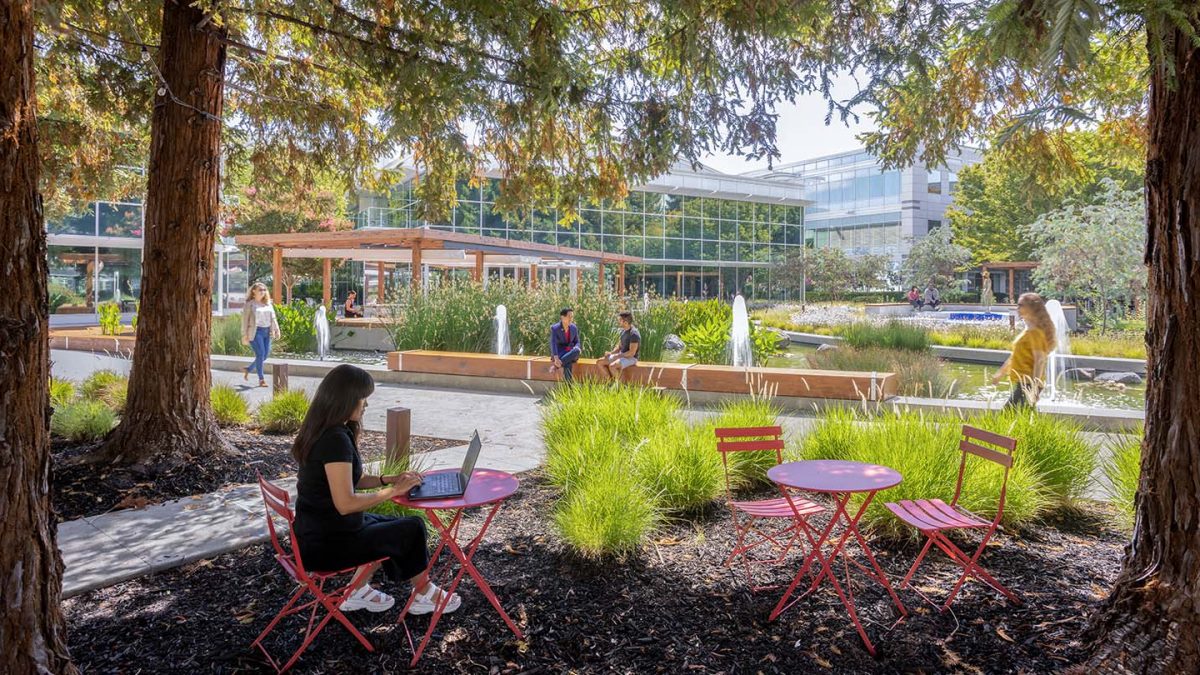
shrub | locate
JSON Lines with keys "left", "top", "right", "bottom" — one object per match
{"left": 49, "top": 283, "right": 83, "bottom": 313}
{"left": 633, "top": 302, "right": 679, "bottom": 362}
{"left": 841, "top": 321, "right": 930, "bottom": 352}
{"left": 50, "top": 378, "right": 76, "bottom": 408}
{"left": 634, "top": 421, "right": 724, "bottom": 512}
{"left": 709, "top": 398, "right": 783, "bottom": 488}
{"left": 681, "top": 316, "right": 729, "bottom": 365}
{"left": 51, "top": 400, "right": 118, "bottom": 441}
{"left": 807, "top": 346, "right": 948, "bottom": 397}
{"left": 554, "top": 464, "right": 660, "bottom": 560}
{"left": 97, "top": 301, "right": 123, "bottom": 335}
{"left": 797, "top": 409, "right": 1048, "bottom": 538}
{"left": 80, "top": 370, "right": 128, "bottom": 411}
{"left": 971, "top": 409, "right": 1096, "bottom": 508}
{"left": 210, "top": 384, "right": 250, "bottom": 426}
{"left": 211, "top": 315, "right": 251, "bottom": 356}
{"left": 675, "top": 298, "right": 731, "bottom": 335}
{"left": 257, "top": 389, "right": 310, "bottom": 433}
{"left": 1104, "top": 429, "right": 1142, "bottom": 529}
{"left": 274, "top": 301, "right": 318, "bottom": 353}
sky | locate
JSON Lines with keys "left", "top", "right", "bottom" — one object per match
{"left": 701, "top": 77, "right": 877, "bottom": 175}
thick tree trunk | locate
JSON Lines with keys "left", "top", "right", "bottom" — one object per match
{"left": 1086, "top": 16, "right": 1200, "bottom": 674}
{"left": 0, "top": 2, "right": 76, "bottom": 672}
{"left": 96, "top": 0, "right": 232, "bottom": 467}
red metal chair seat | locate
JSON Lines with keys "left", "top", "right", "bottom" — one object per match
{"left": 885, "top": 499, "right": 990, "bottom": 531}
{"left": 732, "top": 496, "right": 823, "bottom": 519}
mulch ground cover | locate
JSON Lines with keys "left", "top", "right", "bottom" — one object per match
{"left": 53, "top": 428, "right": 461, "bottom": 522}
{"left": 64, "top": 474, "right": 1126, "bottom": 674}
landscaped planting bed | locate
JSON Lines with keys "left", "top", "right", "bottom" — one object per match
{"left": 63, "top": 473, "right": 1126, "bottom": 673}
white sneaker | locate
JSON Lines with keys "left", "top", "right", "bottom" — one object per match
{"left": 408, "top": 584, "right": 462, "bottom": 616}
{"left": 339, "top": 584, "right": 395, "bottom": 613}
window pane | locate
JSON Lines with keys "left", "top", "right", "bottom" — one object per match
{"left": 48, "top": 245, "right": 96, "bottom": 312}
{"left": 50, "top": 204, "right": 96, "bottom": 236}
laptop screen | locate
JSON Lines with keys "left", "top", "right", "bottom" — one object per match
{"left": 459, "top": 431, "right": 482, "bottom": 488}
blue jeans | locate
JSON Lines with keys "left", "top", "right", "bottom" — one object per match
{"left": 558, "top": 346, "right": 581, "bottom": 382}
{"left": 247, "top": 326, "right": 272, "bottom": 381}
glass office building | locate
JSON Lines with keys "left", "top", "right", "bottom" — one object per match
{"left": 357, "top": 162, "right": 810, "bottom": 300}
{"left": 47, "top": 200, "right": 248, "bottom": 321}
{"left": 744, "top": 147, "right": 982, "bottom": 261}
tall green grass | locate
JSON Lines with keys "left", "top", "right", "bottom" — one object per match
{"left": 51, "top": 400, "right": 118, "bottom": 442}
{"left": 211, "top": 315, "right": 252, "bottom": 356}
{"left": 554, "top": 465, "right": 660, "bottom": 560}
{"left": 634, "top": 302, "right": 680, "bottom": 362}
{"left": 50, "top": 378, "right": 76, "bottom": 408}
{"left": 210, "top": 384, "right": 250, "bottom": 426}
{"left": 841, "top": 321, "right": 930, "bottom": 352}
{"left": 1103, "top": 429, "right": 1142, "bottom": 529}
{"left": 807, "top": 346, "right": 948, "bottom": 397}
{"left": 257, "top": 390, "right": 310, "bottom": 433}
{"left": 971, "top": 409, "right": 1096, "bottom": 508}
{"left": 80, "top": 370, "right": 128, "bottom": 412}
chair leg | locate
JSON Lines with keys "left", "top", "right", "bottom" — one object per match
{"left": 941, "top": 531, "right": 1020, "bottom": 608}
{"left": 901, "top": 537, "right": 936, "bottom": 589}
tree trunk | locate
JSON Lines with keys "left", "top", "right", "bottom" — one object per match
{"left": 1086, "top": 17, "right": 1200, "bottom": 673}
{"left": 96, "top": 0, "right": 231, "bottom": 467}
{"left": 0, "top": 1, "right": 77, "bottom": 671}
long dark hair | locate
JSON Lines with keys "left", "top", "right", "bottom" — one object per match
{"left": 291, "top": 364, "right": 376, "bottom": 465}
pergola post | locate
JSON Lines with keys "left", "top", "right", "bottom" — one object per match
{"left": 411, "top": 242, "right": 423, "bottom": 292}
{"left": 530, "top": 263, "right": 538, "bottom": 289}
{"left": 376, "top": 261, "right": 386, "bottom": 303}
{"left": 473, "top": 251, "right": 484, "bottom": 283}
{"left": 569, "top": 268, "right": 578, "bottom": 296}
{"left": 272, "top": 247, "right": 283, "bottom": 302}
{"left": 322, "top": 258, "right": 332, "bottom": 308}
{"left": 676, "top": 271, "right": 683, "bottom": 298}
{"left": 617, "top": 262, "right": 626, "bottom": 297}
{"left": 597, "top": 262, "right": 606, "bottom": 296}
{"left": 1008, "top": 268, "right": 1015, "bottom": 300}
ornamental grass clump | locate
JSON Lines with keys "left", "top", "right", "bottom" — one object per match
{"left": 50, "top": 377, "right": 76, "bottom": 408}
{"left": 635, "top": 420, "right": 724, "bottom": 513}
{"left": 707, "top": 398, "right": 783, "bottom": 488}
{"left": 80, "top": 370, "right": 129, "bottom": 412}
{"left": 211, "top": 315, "right": 252, "bottom": 356}
{"left": 1103, "top": 429, "right": 1142, "bottom": 529}
{"left": 807, "top": 346, "right": 948, "bottom": 397}
{"left": 210, "top": 384, "right": 250, "bottom": 427}
{"left": 553, "top": 464, "right": 660, "bottom": 560}
{"left": 257, "top": 389, "right": 310, "bottom": 434}
{"left": 797, "top": 408, "right": 1047, "bottom": 539}
{"left": 971, "top": 409, "right": 1096, "bottom": 508}
{"left": 841, "top": 320, "right": 930, "bottom": 352}
{"left": 50, "top": 400, "right": 118, "bottom": 442}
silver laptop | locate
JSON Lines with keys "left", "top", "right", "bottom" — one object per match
{"left": 408, "top": 431, "right": 482, "bottom": 500}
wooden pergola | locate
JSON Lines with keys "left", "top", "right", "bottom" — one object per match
{"left": 234, "top": 227, "right": 641, "bottom": 306}
{"left": 980, "top": 261, "right": 1039, "bottom": 299}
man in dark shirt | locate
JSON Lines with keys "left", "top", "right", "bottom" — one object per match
{"left": 596, "top": 311, "right": 640, "bottom": 382}
{"left": 549, "top": 307, "right": 581, "bottom": 382}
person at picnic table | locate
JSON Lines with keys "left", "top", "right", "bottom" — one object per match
{"left": 907, "top": 286, "right": 923, "bottom": 309}
{"left": 549, "top": 307, "right": 581, "bottom": 382}
{"left": 923, "top": 284, "right": 942, "bottom": 310}
{"left": 241, "top": 282, "right": 281, "bottom": 387}
{"left": 991, "top": 292, "right": 1057, "bottom": 409}
{"left": 292, "top": 364, "right": 462, "bottom": 614}
{"left": 596, "top": 311, "right": 640, "bottom": 382}
{"left": 343, "top": 290, "right": 363, "bottom": 318}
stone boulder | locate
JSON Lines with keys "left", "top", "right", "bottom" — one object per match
{"left": 1096, "top": 371, "right": 1143, "bottom": 385}
{"left": 1063, "top": 368, "right": 1097, "bottom": 382}
{"left": 664, "top": 334, "right": 685, "bottom": 351}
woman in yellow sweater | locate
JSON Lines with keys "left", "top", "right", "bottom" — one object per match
{"left": 991, "top": 292, "right": 1058, "bottom": 409}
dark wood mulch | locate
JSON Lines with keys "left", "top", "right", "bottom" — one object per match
{"left": 52, "top": 428, "right": 461, "bottom": 523}
{"left": 64, "top": 474, "right": 1126, "bottom": 674}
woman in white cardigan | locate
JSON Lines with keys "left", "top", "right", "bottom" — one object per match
{"left": 241, "top": 282, "right": 281, "bottom": 387}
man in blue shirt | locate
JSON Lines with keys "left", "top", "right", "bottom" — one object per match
{"left": 549, "top": 307, "right": 581, "bottom": 382}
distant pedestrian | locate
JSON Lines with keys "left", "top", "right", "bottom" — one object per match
{"left": 907, "top": 286, "right": 923, "bottom": 309}
{"left": 923, "top": 284, "right": 942, "bottom": 311}
{"left": 596, "top": 311, "right": 640, "bottom": 383}
{"left": 241, "top": 282, "right": 281, "bottom": 387}
{"left": 549, "top": 308, "right": 581, "bottom": 383}
{"left": 992, "top": 292, "right": 1058, "bottom": 409}
{"left": 344, "top": 290, "right": 363, "bottom": 318}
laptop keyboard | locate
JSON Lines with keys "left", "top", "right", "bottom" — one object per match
{"left": 421, "top": 473, "right": 457, "bottom": 494}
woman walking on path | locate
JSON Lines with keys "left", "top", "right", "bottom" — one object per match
{"left": 241, "top": 282, "right": 281, "bottom": 387}
{"left": 992, "top": 292, "right": 1058, "bottom": 409}
{"left": 292, "top": 364, "right": 461, "bottom": 614}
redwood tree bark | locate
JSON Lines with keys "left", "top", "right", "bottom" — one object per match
{"left": 0, "top": 1, "right": 76, "bottom": 671}
{"left": 1087, "top": 14, "right": 1200, "bottom": 673}
{"left": 97, "top": 0, "right": 232, "bottom": 466}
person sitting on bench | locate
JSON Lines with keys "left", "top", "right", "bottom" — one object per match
{"left": 923, "top": 284, "right": 942, "bottom": 311}
{"left": 596, "top": 311, "right": 640, "bottom": 383}
{"left": 343, "top": 291, "right": 363, "bottom": 318}
{"left": 549, "top": 307, "right": 581, "bottom": 383}
{"left": 907, "top": 286, "right": 923, "bottom": 309}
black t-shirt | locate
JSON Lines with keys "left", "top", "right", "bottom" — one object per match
{"left": 619, "top": 326, "right": 641, "bottom": 355}
{"left": 295, "top": 424, "right": 364, "bottom": 535}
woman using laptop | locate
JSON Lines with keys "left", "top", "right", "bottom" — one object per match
{"left": 292, "top": 364, "right": 462, "bottom": 614}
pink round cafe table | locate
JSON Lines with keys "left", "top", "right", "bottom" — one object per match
{"left": 768, "top": 459, "right": 903, "bottom": 494}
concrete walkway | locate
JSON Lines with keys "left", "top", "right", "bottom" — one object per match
{"left": 52, "top": 350, "right": 546, "bottom": 597}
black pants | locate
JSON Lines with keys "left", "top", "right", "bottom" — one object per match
{"left": 298, "top": 513, "right": 428, "bottom": 582}
{"left": 1004, "top": 384, "right": 1042, "bottom": 410}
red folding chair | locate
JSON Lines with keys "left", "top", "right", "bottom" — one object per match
{"left": 252, "top": 475, "right": 388, "bottom": 673}
{"left": 885, "top": 425, "right": 1022, "bottom": 610}
{"left": 715, "top": 426, "right": 823, "bottom": 592}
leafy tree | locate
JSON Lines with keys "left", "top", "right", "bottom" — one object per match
{"left": 901, "top": 227, "right": 971, "bottom": 291}
{"left": 852, "top": 253, "right": 893, "bottom": 291}
{"left": 801, "top": 247, "right": 855, "bottom": 300}
{"left": 947, "top": 127, "right": 1145, "bottom": 264}
{"left": 1025, "top": 180, "right": 1146, "bottom": 333}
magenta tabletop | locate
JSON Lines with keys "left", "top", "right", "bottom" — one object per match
{"left": 392, "top": 468, "right": 519, "bottom": 510}
{"left": 768, "top": 460, "right": 902, "bottom": 494}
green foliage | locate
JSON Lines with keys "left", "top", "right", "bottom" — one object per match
{"left": 800, "top": 247, "right": 855, "bottom": 300}
{"left": 49, "top": 378, "right": 76, "bottom": 408}
{"left": 840, "top": 321, "right": 931, "bottom": 352}
{"left": 257, "top": 390, "right": 310, "bottom": 434}
{"left": 97, "top": 301, "right": 122, "bottom": 336}
{"left": 554, "top": 465, "right": 660, "bottom": 560}
{"left": 274, "top": 301, "right": 318, "bottom": 353}
{"left": 51, "top": 400, "right": 118, "bottom": 442}
{"left": 210, "top": 384, "right": 250, "bottom": 427}
{"left": 211, "top": 315, "right": 252, "bottom": 356}
{"left": 634, "top": 420, "right": 724, "bottom": 513}
{"left": 633, "top": 302, "right": 679, "bottom": 362}
{"left": 681, "top": 316, "right": 730, "bottom": 365}
{"left": 708, "top": 398, "right": 784, "bottom": 488}
{"left": 901, "top": 226, "right": 972, "bottom": 290}
{"left": 807, "top": 347, "right": 948, "bottom": 398}
{"left": 674, "top": 299, "right": 731, "bottom": 335}
{"left": 971, "top": 409, "right": 1096, "bottom": 507}
{"left": 796, "top": 409, "right": 1048, "bottom": 538}
{"left": 1070, "top": 333, "right": 1146, "bottom": 360}
{"left": 49, "top": 283, "right": 83, "bottom": 313}
{"left": 1104, "top": 430, "right": 1142, "bottom": 529}
{"left": 80, "top": 370, "right": 128, "bottom": 411}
